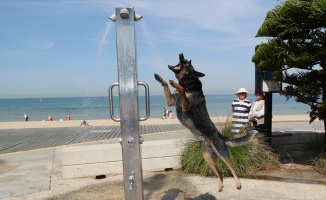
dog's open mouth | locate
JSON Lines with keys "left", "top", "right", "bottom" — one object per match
{"left": 174, "top": 63, "right": 181, "bottom": 70}
{"left": 168, "top": 62, "right": 181, "bottom": 72}
{"left": 168, "top": 53, "right": 184, "bottom": 72}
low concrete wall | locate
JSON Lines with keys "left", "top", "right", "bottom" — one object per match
{"left": 271, "top": 131, "right": 324, "bottom": 164}
{"left": 61, "top": 139, "right": 188, "bottom": 179}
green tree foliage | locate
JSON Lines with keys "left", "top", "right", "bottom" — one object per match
{"left": 252, "top": 0, "right": 326, "bottom": 136}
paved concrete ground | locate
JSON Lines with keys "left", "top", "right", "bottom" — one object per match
{"left": 0, "top": 121, "right": 325, "bottom": 199}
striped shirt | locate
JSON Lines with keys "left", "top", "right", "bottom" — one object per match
{"left": 231, "top": 99, "right": 251, "bottom": 133}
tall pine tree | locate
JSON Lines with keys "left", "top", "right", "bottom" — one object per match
{"left": 252, "top": 0, "right": 326, "bottom": 149}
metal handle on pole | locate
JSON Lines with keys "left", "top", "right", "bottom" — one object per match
{"left": 137, "top": 81, "right": 150, "bottom": 121}
{"left": 109, "top": 81, "right": 150, "bottom": 122}
{"left": 108, "top": 83, "right": 120, "bottom": 122}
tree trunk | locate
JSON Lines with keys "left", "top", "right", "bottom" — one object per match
{"left": 324, "top": 120, "right": 326, "bottom": 152}
{"left": 322, "top": 63, "right": 326, "bottom": 152}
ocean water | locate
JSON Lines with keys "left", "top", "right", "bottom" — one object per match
{"left": 0, "top": 94, "right": 310, "bottom": 122}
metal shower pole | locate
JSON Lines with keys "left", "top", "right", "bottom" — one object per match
{"left": 108, "top": 7, "right": 149, "bottom": 200}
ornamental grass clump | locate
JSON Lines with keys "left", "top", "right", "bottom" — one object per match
{"left": 314, "top": 153, "right": 326, "bottom": 175}
{"left": 180, "top": 118, "right": 279, "bottom": 177}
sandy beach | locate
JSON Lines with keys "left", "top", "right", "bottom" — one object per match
{"left": 0, "top": 114, "right": 311, "bottom": 130}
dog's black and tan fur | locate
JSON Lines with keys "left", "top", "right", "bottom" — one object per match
{"left": 154, "top": 53, "right": 257, "bottom": 192}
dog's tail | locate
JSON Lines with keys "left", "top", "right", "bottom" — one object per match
{"left": 224, "top": 129, "right": 258, "bottom": 147}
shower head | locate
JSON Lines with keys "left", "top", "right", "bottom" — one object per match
{"left": 109, "top": 8, "right": 142, "bottom": 22}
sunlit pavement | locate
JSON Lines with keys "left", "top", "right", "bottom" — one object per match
{"left": 0, "top": 121, "right": 325, "bottom": 199}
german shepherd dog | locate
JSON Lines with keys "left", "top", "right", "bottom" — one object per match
{"left": 154, "top": 53, "right": 257, "bottom": 192}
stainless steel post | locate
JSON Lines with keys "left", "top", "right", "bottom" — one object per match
{"left": 110, "top": 7, "right": 144, "bottom": 199}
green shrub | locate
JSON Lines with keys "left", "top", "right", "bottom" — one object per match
{"left": 180, "top": 119, "right": 279, "bottom": 177}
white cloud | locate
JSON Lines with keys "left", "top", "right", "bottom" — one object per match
{"left": 120, "top": 0, "right": 267, "bottom": 33}
{"left": 20, "top": 39, "right": 55, "bottom": 51}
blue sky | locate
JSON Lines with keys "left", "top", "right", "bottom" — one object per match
{"left": 0, "top": 0, "right": 281, "bottom": 99}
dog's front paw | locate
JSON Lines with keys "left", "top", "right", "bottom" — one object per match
{"left": 154, "top": 74, "right": 167, "bottom": 86}
{"left": 154, "top": 73, "right": 162, "bottom": 81}
{"left": 169, "top": 80, "right": 178, "bottom": 88}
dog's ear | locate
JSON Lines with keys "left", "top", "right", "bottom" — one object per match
{"left": 179, "top": 53, "right": 185, "bottom": 62}
{"left": 194, "top": 70, "right": 205, "bottom": 77}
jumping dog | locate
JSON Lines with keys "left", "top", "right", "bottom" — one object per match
{"left": 154, "top": 53, "right": 257, "bottom": 192}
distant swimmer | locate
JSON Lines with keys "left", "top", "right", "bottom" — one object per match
{"left": 47, "top": 115, "right": 53, "bottom": 121}
{"left": 80, "top": 120, "right": 89, "bottom": 126}
{"left": 66, "top": 114, "right": 71, "bottom": 121}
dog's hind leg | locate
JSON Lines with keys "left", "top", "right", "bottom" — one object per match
{"left": 201, "top": 141, "right": 224, "bottom": 192}
{"left": 169, "top": 80, "right": 188, "bottom": 111}
{"left": 205, "top": 139, "right": 242, "bottom": 190}
{"left": 154, "top": 74, "right": 175, "bottom": 106}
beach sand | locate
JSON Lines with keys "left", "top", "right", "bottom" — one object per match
{"left": 0, "top": 114, "right": 311, "bottom": 129}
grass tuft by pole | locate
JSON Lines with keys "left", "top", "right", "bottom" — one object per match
{"left": 180, "top": 119, "right": 280, "bottom": 177}
{"left": 314, "top": 152, "right": 326, "bottom": 175}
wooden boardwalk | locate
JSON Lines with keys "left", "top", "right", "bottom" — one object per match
{"left": 0, "top": 124, "right": 186, "bottom": 154}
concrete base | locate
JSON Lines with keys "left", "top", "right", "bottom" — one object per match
{"left": 61, "top": 139, "right": 188, "bottom": 179}
{"left": 271, "top": 131, "right": 324, "bottom": 164}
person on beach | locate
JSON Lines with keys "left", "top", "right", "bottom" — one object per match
{"left": 249, "top": 91, "right": 265, "bottom": 133}
{"left": 231, "top": 88, "right": 251, "bottom": 134}
{"left": 24, "top": 113, "right": 29, "bottom": 121}
{"left": 163, "top": 107, "right": 168, "bottom": 119}
{"left": 168, "top": 110, "right": 175, "bottom": 119}
{"left": 47, "top": 115, "right": 53, "bottom": 121}
{"left": 66, "top": 114, "right": 71, "bottom": 121}
{"left": 80, "top": 120, "right": 89, "bottom": 126}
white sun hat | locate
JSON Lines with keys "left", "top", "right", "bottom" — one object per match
{"left": 234, "top": 88, "right": 249, "bottom": 96}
